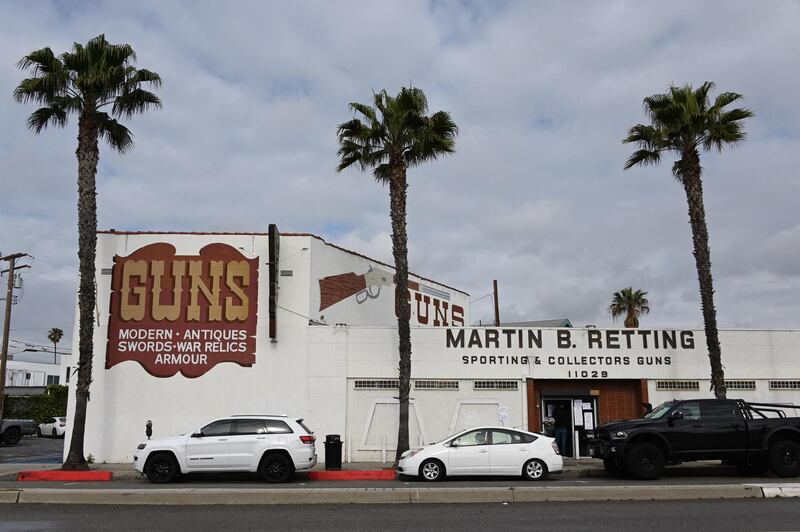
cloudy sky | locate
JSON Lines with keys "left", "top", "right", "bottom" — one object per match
{"left": 2, "top": 0, "right": 799, "bottom": 352}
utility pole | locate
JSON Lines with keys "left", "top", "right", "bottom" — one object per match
{"left": 0, "top": 253, "right": 29, "bottom": 424}
{"left": 493, "top": 279, "right": 500, "bottom": 327}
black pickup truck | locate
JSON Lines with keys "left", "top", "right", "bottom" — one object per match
{"left": 588, "top": 399, "right": 800, "bottom": 480}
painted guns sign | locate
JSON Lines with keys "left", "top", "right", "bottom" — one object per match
{"left": 106, "top": 243, "right": 258, "bottom": 378}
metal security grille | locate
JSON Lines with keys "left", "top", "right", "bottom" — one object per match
{"left": 474, "top": 380, "right": 518, "bottom": 391}
{"left": 415, "top": 380, "right": 459, "bottom": 390}
{"left": 353, "top": 379, "right": 399, "bottom": 390}
{"left": 725, "top": 380, "right": 756, "bottom": 391}
{"left": 655, "top": 380, "right": 700, "bottom": 391}
{"left": 769, "top": 380, "right": 800, "bottom": 390}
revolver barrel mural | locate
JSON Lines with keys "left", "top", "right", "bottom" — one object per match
{"left": 318, "top": 267, "right": 464, "bottom": 326}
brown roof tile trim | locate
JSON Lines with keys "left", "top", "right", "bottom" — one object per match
{"left": 96, "top": 230, "right": 468, "bottom": 296}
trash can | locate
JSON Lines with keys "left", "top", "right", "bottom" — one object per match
{"left": 325, "top": 434, "right": 342, "bottom": 470}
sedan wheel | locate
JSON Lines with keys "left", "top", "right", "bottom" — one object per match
{"left": 420, "top": 459, "right": 444, "bottom": 482}
{"left": 523, "top": 459, "right": 548, "bottom": 481}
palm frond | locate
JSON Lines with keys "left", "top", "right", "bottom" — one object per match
{"left": 627, "top": 82, "right": 751, "bottom": 173}
{"left": 624, "top": 149, "right": 661, "bottom": 169}
{"left": 112, "top": 88, "right": 161, "bottom": 118}
{"left": 26, "top": 105, "right": 68, "bottom": 132}
{"left": 349, "top": 102, "right": 376, "bottom": 123}
{"left": 97, "top": 112, "right": 134, "bottom": 153}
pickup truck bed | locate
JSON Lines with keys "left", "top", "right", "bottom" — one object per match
{"left": 589, "top": 399, "right": 800, "bottom": 480}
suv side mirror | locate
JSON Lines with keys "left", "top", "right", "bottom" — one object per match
{"left": 668, "top": 412, "right": 684, "bottom": 422}
{"left": 191, "top": 431, "right": 204, "bottom": 438}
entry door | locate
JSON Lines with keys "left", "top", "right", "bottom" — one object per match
{"left": 185, "top": 420, "right": 232, "bottom": 470}
{"left": 447, "top": 429, "right": 491, "bottom": 474}
{"left": 574, "top": 398, "right": 597, "bottom": 457}
{"left": 543, "top": 399, "right": 574, "bottom": 457}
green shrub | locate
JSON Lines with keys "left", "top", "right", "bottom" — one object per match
{"left": 2, "top": 385, "right": 68, "bottom": 425}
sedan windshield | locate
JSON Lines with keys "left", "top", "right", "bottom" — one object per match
{"left": 644, "top": 401, "right": 674, "bottom": 419}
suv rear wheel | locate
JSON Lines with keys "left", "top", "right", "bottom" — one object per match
{"left": 625, "top": 442, "right": 665, "bottom": 480}
{"left": 768, "top": 440, "right": 800, "bottom": 478}
{"left": 259, "top": 453, "right": 293, "bottom": 483}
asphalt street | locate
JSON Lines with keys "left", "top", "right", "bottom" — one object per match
{"left": 1, "top": 499, "right": 799, "bottom": 531}
{"left": 0, "top": 436, "right": 62, "bottom": 464}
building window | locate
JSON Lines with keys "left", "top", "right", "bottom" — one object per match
{"left": 415, "top": 380, "right": 459, "bottom": 390}
{"left": 655, "top": 380, "right": 700, "bottom": 391}
{"left": 725, "top": 380, "right": 756, "bottom": 391}
{"left": 25, "top": 373, "right": 31, "bottom": 380}
{"left": 65, "top": 369, "right": 70, "bottom": 384}
{"left": 474, "top": 380, "right": 518, "bottom": 391}
{"left": 769, "top": 380, "right": 800, "bottom": 391}
{"left": 354, "top": 379, "right": 399, "bottom": 390}
{"left": 47, "top": 375, "right": 60, "bottom": 385}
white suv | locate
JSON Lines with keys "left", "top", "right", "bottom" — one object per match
{"left": 134, "top": 415, "right": 317, "bottom": 483}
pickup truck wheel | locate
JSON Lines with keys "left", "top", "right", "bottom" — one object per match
{"left": 1, "top": 427, "right": 22, "bottom": 445}
{"left": 145, "top": 453, "right": 179, "bottom": 483}
{"left": 603, "top": 457, "right": 625, "bottom": 478}
{"left": 768, "top": 440, "right": 800, "bottom": 478}
{"left": 259, "top": 453, "right": 293, "bottom": 483}
{"left": 625, "top": 443, "right": 664, "bottom": 480}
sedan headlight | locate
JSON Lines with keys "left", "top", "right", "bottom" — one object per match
{"left": 137, "top": 443, "right": 147, "bottom": 450}
{"left": 611, "top": 431, "right": 628, "bottom": 440}
{"left": 401, "top": 448, "right": 421, "bottom": 459}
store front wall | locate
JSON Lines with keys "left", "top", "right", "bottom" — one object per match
{"left": 526, "top": 379, "right": 648, "bottom": 456}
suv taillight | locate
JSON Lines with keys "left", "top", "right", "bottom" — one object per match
{"left": 300, "top": 435, "right": 316, "bottom": 444}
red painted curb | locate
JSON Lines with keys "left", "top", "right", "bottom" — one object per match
{"left": 17, "top": 470, "right": 113, "bottom": 482}
{"left": 308, "top": 469, "right": 397, "bottom": 481}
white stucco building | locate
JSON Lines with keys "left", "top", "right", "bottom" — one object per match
{"left": 65, "top": 229, "right": 800, "bottom": 463}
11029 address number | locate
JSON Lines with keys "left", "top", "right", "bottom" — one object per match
{"left": 566, "top": 370, "right": 609, "bottom": 378}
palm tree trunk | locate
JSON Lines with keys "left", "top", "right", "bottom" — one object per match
{"left": 63, "top": 112, "right": 99, "bottom": 470}
{"left": 389, "top": 160, "right": 412, "bottom": 464}
{"left": 682, "top": 149, "right": 726, "bottom": 399}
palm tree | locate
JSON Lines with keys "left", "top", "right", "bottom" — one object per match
{"left": 623, "top": 82, "right": 752, "bottom": 399}
{"left": 609, "top": 288, "right": 650, "bottom": 328}
{"left": 47, "top": 327, "right": 64, "bottom": 365}
{"left": 336, "top": 87, "right": 457, "bottom": 462}
{"left": 14, "top": 35, "right": 162, "bottom": 469}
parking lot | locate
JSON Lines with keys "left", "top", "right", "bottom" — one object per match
{"left": 0, "top": 435, "right": 63, "bottom": 463}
